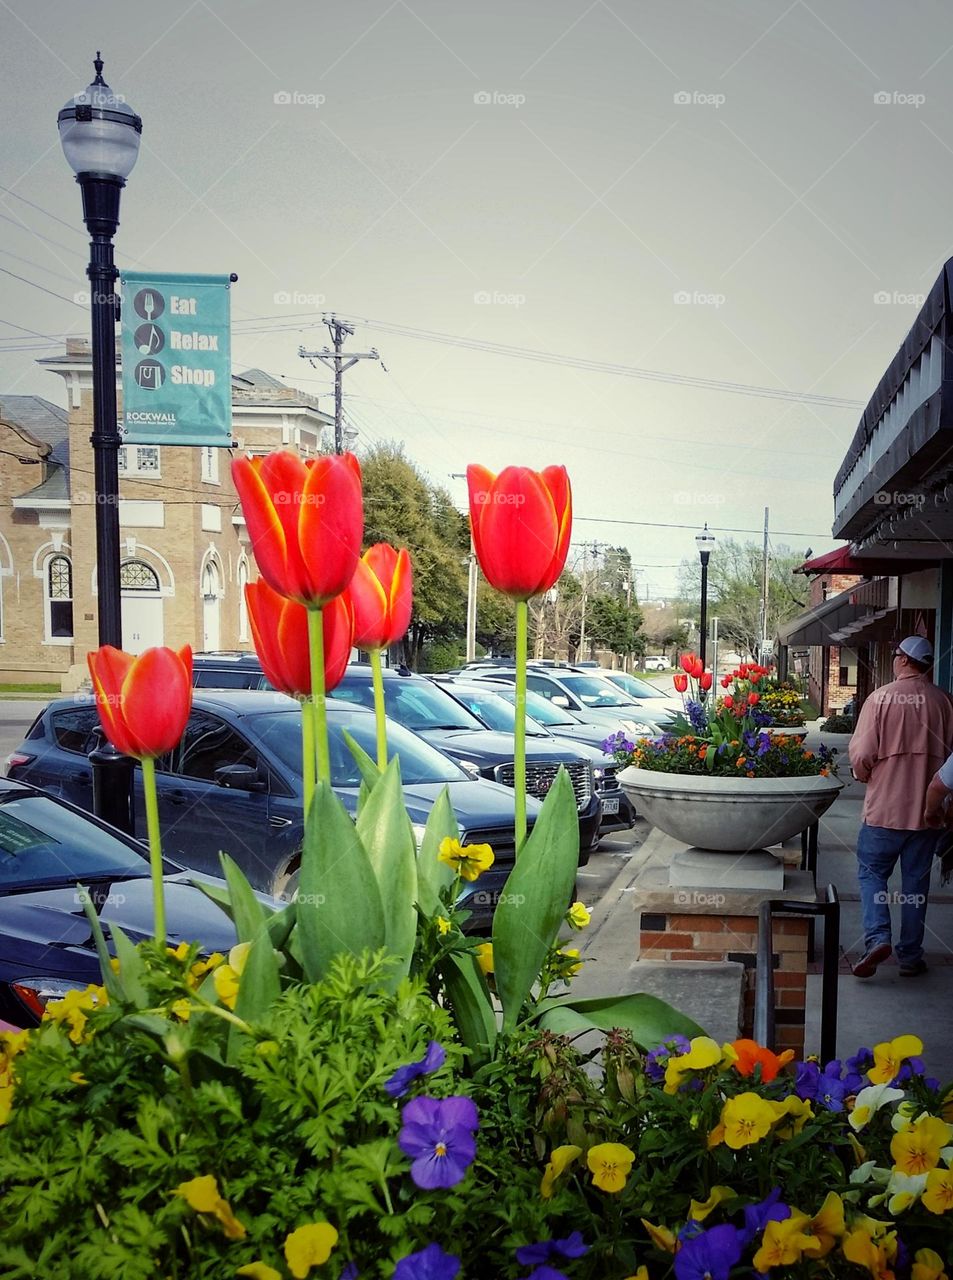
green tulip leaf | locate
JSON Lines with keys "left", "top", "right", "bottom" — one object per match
{"left": 343, "top": 729, "right": 382, "bottom": 792}
{"left": 77, "top": 883, "right": 124, "bottom": 1001}
{"left": 355, "top": 757, "right": 417, "bottom": 983}
{"left": 415, "top": 786, "right": 459, "bottom": 915}
{"left": 232, "top": 927, "right": 281, "bottom": 1027}
{"left": 492, "top": 769, "right": 579, "bottom": 1034}
{"left": 297, "top": 779, "right": 386, "bottom": 983}
{"left": 440, "top": 952, "right": 496, "bottom": 1068}
{"left": 190, "top": 876, "right": 277, "bottom": 921}
{"left": 107, "top": 923, "right": 148, "bottom": 1008}
{"left": 218, "top": 852, "right": 270, "bottom": 944}
{"left": 534, "top": 992, "right": 706, "bottom": 1046}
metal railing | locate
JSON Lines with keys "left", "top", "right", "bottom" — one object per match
{"left": 754, "top": 884, "right": 840, "bottom": 1064}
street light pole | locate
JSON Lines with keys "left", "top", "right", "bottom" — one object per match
{"left": 59, "top": 53, "right": 142, "bottom": 648}
{"left": 695, "top": 523, "right": 716, "bottom": 669}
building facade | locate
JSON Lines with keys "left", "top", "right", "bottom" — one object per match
{"left": 0, "top": 340, "right": 333, "bottom": 688}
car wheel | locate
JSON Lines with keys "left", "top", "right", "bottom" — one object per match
{"left": 271, "top": 857, "right": 301, "bottom": 902}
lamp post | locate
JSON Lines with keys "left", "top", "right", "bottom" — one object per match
{"left": 58, "top": 52, "right": 142, "bottom": 648}
{"left": 695, "top": 523, "right": 716, "bottom": 669}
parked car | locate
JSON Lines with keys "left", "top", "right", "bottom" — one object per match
{"left": 596, "top": 669, "right": 683, "bottom": 729}
{"left": 327, "top": 666, "right": 602, "bottom": 853}
{"left": 5, "top": 692, "right": 543, "bottom": 923}
{"left": 643, "top": 656, "right": 671, "bottom": 671}
{"left": 191, "top": 651, "right": 271, "bottom": 690}
{"left": 433, "top": 678, "right": 636, "bottom": 836}
{"left": 0, "top": 775, "right": 241, "bottom": 1027}
{"left": 464, "top": 663, "right": 661, "bottom": 740}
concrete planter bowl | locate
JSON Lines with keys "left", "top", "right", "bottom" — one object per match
{"left": 618, "top": 765, "right": 843, "bottom": 852}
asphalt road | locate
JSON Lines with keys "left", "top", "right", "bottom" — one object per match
{"left": 0, "top": 700, "right": 48, "bottom": 767}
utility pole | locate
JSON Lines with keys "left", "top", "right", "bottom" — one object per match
{"left": 451, "top": 473, "right": 479, "bottom": 662}
{"left": 758, "top": 506, "right": 770, "bottom": 661}
{"left": 299, "top": 316, "right": 380, "bottom": 453}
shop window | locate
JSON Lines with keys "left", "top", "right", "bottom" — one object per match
{"left": 46, "top": 555, "right": 73, "bottom": 640}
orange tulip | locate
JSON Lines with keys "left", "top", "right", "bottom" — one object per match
{"left": 699, "top": 671, "right": 713, "bottom": 691}
{"left": 245, "top": 579, "right": 354, "bottom": 697}
{"left": 466, "top": 464, "right": 571, "bottom": 600}
{"left": 673, "top": 674, "right": 688, "bottom": 693}
{"left": 231, "top": 449, "right": 363, "bottom": 607}
{"left": 349, "top": 543, "right": 413, "bottom": 650}
{"left": 87, "top": 646, "right": 192, "bottom": 759}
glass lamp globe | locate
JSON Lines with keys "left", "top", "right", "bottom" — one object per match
{"left": 695, "top": 524, "right": 716, "bottom": 558}
{"left": 58, "top": 53, "right": 142, "bottom": 179}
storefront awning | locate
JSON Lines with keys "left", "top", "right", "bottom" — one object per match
{"left": 794, "top": 545, "right": 938, "bottom": 576}
{"left": 777, "top": 591, "right": 867, "bottom": 646}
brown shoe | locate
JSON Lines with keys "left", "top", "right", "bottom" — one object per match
{"left": 853, "top": 942, "right": 892, "bottom": 977}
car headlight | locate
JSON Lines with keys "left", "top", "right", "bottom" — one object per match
{"left": 593, "top": 767, "right": 604, "bottom": 780}
{"left": 621, "top": 719, "right": 657, "bottom": 736}
{"left": 457, "top": 759, "right": 482, "bottom": 781}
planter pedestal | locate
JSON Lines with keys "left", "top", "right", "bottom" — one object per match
{"left": 670, "top": 846, "right": 783, "bottom": 891}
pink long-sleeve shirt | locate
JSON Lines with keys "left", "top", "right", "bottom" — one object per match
{"left": 849, "top": 673, "right": 953, "bottom": 829}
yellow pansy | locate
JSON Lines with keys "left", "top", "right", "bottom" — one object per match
{"left": 171, "top": 998, "right": 192, "bottom": 1022}
{"left": 912, "top": 1247, "right": 948, "bottom": 1280}
{"left": 189, "top": 951, "right": 225, "bottom": 987}
{"left": 42, "top": 984, "right": 107, "bottom": 1045}
{"left": 799, "top": 1191, "right": 845, "bottom": 1256}
{"left": 663, "top": 1036, "right": 722, "bottom": 1093}
{"left": 890, "top": 1115, "right": 952, "bottom": 1176}
{"left": 237, "top": 1266, "right": 282, "bottom": 1280}
{"left": 436, "top": 916, "right": 451, "bottom": 936}
{"left": 68, "top": 1071, "right": 88, "bottom": 1086}
{"left": 168, "top": 941, "right": 191, "bottom": 962}
{"left": 922, "top": 1167, "right": 953, "bottom": 1214}
{"left": 587, "top": 1141, "right": 636, "bottom": 1193}
{"left": 842, "top": 1225, "right": 897, "bottom": 1274}
{"left": 566, "top": 901, "right": 591, "bottom": 929}
{"left": 438, "top": 836, "right": 494, "bottom": 882}
{"left": 213, "top": 942, "right": 251, "bottom": 1011}
{"left": 689, "top": 1185, "right": 735, "bottom": 1222}
{"left": 283, "top": 1222, "right": 339, "bottom": 1277}
{"left": 476, "top": 943, "right": 494, "bottom": 977}
{"left": 559, "top": 947, "right": 583, "bottom": 976}
{"left": 752, "top": 1216, "right": 813, "bottom": 1271}
{"left": 718, "top": 1092, "right": 777, "bottom": 1150}
{"left": 885, "top": 1171, "right": 927, "bottom": 1215}
{"left": 769, "top": 1093, "right": 814, "bottom": 1139}
{"left": 173, "top": 1174, "right": 246, "bottom": 1240}
{"left": 540, "top": 1144, "right": 581, "bottom": 1199}
{"left": 623, "top": 1272, "right": 649, "bottom": 1280}
{"left": 868, "top": 1034, "right": 924, "bottom": 1085}
{"left": 641, "top": 1219, "right": 677, "bottom": 1253}
{"left": 848, "top": 1083, "right": 906, "bottom": 1131}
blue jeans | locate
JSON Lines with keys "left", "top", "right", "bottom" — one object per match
{"left": 856, "top": 824, "right": 939, "bottom": 964}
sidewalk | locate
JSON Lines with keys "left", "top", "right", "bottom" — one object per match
{"left": 576, "top": 724, "right": 953, "bottom": 1082}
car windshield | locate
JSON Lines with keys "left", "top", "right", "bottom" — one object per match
{"left": 608, "top": 672, "right": 667, "bottom": 700}
{"left": 483, "top": 685, "right": 576, "bottom": 728}
{"left": 251, "top": 708, "right": 467, "bottom": 785}
{"left": 559, "top": 674, "right": 639, "bottom": 708}
{"left": 445, "top": 687, "right": 548, "bottom": 736}
{"left": 0, "top": 792, "right": 147, "bottom": 888}
{"left": 331, "top": 677, "right": 481, "bottom": 732}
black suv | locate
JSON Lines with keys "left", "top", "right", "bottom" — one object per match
{"left": 192, "top": 651, "right": 271, "bottom": 690}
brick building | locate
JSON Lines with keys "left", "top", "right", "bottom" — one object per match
{"left": 0, "top": 341, "right": 333, "bottom": 688}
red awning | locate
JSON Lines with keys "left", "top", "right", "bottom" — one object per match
{"left": 794, "top": 546, "right": 938, "bottom": 576}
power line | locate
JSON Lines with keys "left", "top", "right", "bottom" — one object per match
{"left": 573, "top": 516, "right": 834, "bottom": 538}
{"left": 0, "top": 183, "right": 87, "bottom": 239}
{"left": 0, "top": 265, "right": 86, "bottom": 309}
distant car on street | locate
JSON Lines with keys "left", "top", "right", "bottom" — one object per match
{"left": 0, "top": 775, "right": 240, "bottom": 1027}
{"left": 5, "top": 692, "right": 542, "bottom": 924}
{"left": 642, "top": 656, "right": 671, "bottom": 671}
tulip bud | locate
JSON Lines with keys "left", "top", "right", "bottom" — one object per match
{"left": 699, "top": 671, "right": 712, "bottom": 690}
{"left": 748, "top": 692, "right": 760, "bottom": 706}
{"left": 680, "top": 652, "right": 699, "bottom": 675}
{"left": 724, "top": 695, "right": 734, "bottom": 708}
{"left": 673, "top": 674, "right": 688, "bottom": 693}
{"left": 720, "top": 675, "right": 731, "bottom": 688}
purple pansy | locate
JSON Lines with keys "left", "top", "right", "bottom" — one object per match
{"left": 393, "top": 1243, "right": 460, "bottom": 1280}
{"left": 385, "top": 1041, "right": 446, "bottom": 1098}
{"left": 794, "top": 1060, "right": 850, "bottom": 1111}
{"left": 527, "top": 1269, "right": 570, "bottom": 1280}
{"left": 740, "top": 1187, "right": 790, "bottom": 1244}
{"left": 673, "top": 1224, "right": 744, "bottom": 1280}
{"left": 340, "top": 1267, "right": 359, "bottom": 1280}
{"left": 847, "top": 1047, "right": 874, "bottom": 1078}
{"left": 793, "top": 1060, "right": 820, "bottom": 1101}
{"left": 645, "top": 1035, "right": 692, "bottom": 1082}
{"left": 398, "top": 1095, "right": 479, "bottom": 1189}
{"left": 515, "top": 1231, "right": 588, "bottom": 1264}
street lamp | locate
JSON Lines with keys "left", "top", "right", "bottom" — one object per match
{"left": 59, "top": 52, "right": 142, "bottom": 648}
{"left": 695, "top": 523, "right": 716, "bottom": 669}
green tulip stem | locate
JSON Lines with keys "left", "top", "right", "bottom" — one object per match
{"left": 140, "top": 755, "right": 166, "bottom": 948}
{"left": 370, "top": 648, "right": 388, "bottom": 771}
{"left": 515, "top": 598, "right": 528, "bottom": 853}
{"left": 301, "top": 696, "right": 316, "bottom": 813}
{"left": 308, "top": 606, "right": 331, "bottom": 784}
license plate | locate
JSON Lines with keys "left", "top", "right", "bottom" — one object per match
{"left": 602, "top": 797, "right": 620, "bottom": 815}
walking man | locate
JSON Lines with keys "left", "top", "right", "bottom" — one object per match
{"left": 848, "top": 636, "right": 953, "bottom": 977}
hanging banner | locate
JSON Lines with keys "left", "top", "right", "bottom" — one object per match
{"left": 120, "top": 271, "right": 233, "bottom": 447}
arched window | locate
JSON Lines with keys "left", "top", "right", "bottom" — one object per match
{"left": 46, "top": 555, "right": 73, "bottom": 640}
{"left": 237, "top": 559, "right": 249, "bottom": 642}
{"left": 120, "top": 560, "right": 160, "bottom": 592}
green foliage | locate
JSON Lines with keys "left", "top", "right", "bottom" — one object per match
{"left": 820, "top": 712, "right": 854, "bottom": 733}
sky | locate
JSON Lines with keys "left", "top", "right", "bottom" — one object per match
{"left": 3, "top": 0, "right": 953, "bottom": 598}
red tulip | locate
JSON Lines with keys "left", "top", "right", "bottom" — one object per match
{"left": 245, "top": 579, "right": 353, "bottom": 697}
{"left": 748, "top": 692, "right": 760, "bottom": 706}
{"left": 699, "top": 671, "right": 713, "bottom": 691}
{"left": 88, "top": 646, "right": 192, "bottom": 759}
{"left": 723, "top": 694, "right": 734, "bottom": 709}
{"left": 466, "top": 464, "right": 571, "bottom": 600}
{"left": 720, "top": 675, "right": 731, "bottom": 688}
{"left": 680, "top": 653, "right": 698, "bottom": 675}
{"left": 349, "top": 543, "right": 413, "bottom": 650}
{"left": 673, "top": 673, "right": 688, "bottom": 693}
{"left": 738, "top": 664, "right": 749, "bottom": 679}
{"left": 231, "top": 449, "right": 363, "bottom": 607}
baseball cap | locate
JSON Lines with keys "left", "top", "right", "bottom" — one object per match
{"left": 898, "top": 636, "right": 933, "bottom": 663}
